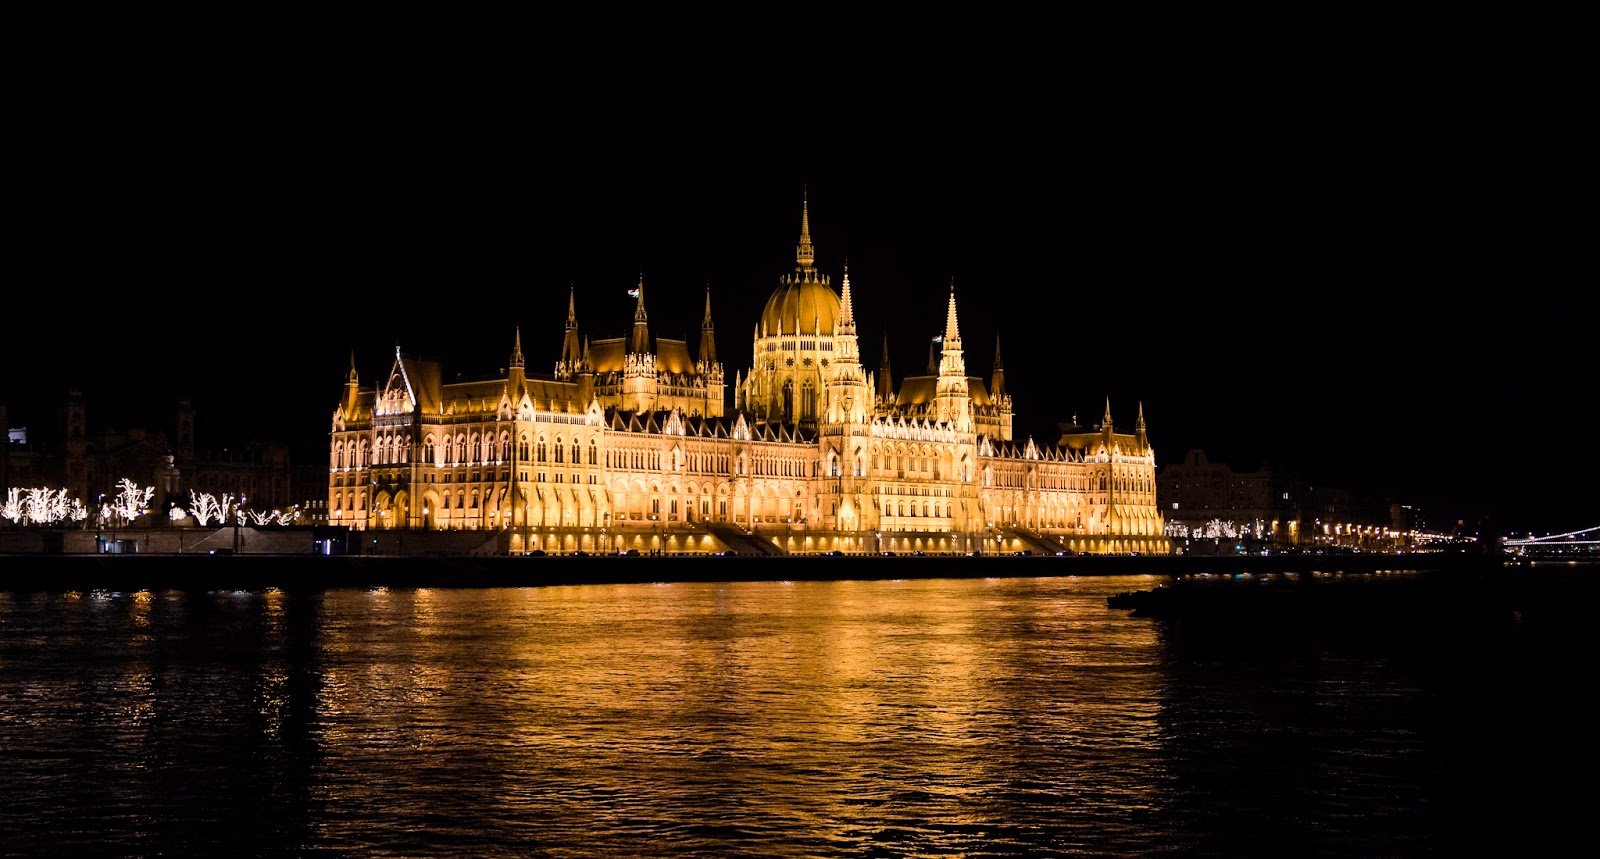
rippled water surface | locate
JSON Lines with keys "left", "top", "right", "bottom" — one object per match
{"left": 1, "top": 570, "right": 1587, "bottom": 856}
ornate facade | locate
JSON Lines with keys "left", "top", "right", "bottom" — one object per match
{"left": 328, "top": 199, "right": 1167, "bottom": 555}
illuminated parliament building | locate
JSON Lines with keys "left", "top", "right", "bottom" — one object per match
{"left": 329, "top": 199, "right": 1167, "bottom": 555}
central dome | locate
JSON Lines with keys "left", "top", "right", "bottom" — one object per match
{"left": 759, "top": 274, "right": 841, "bottom": 337}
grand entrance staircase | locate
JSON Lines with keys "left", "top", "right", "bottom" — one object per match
{"left": 1002, "top": 526, "right": 1072, "bottom": 555}
{"left": 705, "top": 524, "right": 787, "bottom": 556}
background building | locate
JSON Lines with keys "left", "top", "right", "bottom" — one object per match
{"left": 1157, "top": 448, "right": 1408, "bottom": 552}
{"left": 2, "top": 394, "right": 311, "bottom": 525}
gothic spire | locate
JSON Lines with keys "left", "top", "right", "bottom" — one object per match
{"left": 510, "top": 325, "right": 524, "bottom": 369}
{"left": 989, "top": 335, "right": 1005, "bottom": 399}
{"left": 878, "top": 334, "right": 894, "bottom": 401}
{"left": 559, "top": 286, "right": 581, "bottom": 375}
{"left": 839, "top": 259, "right": 855, "bottom": 328}
{"left": 698, "top": 284, "right": 717, "bottom": 365}
{"left": 630, "top": 272, "right": 650, "bottom": 354}
{"left": 943, "top": 278, "right": 962, "bottom": 348}
{"left": 347, "top": 349, "right": 359, "bottom": 385}
{"left": 1103, "top": 397, "right": 1114, "bottom": 430}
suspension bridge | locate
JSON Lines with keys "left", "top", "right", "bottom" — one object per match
{"left": 1503, "top": 525, "right": 1600, "bottom": 558}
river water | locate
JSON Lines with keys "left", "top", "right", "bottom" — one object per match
{"left": 0, "top": 570, "right": 1588, "bottom": 856}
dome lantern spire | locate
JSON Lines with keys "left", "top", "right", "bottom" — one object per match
{"left": 795, "top": 188, "right": 815, "bottom": 271}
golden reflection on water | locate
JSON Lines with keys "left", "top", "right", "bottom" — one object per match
{"left": 306, "top": 575, "right": 1168, "bottom": 852}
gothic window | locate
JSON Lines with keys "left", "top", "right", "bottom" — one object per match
{"left": 589, "top": 440, "right": 598, "bottom": 464}
{"left": 537, "top": 437, "right": 548, "bottom": 462}
{"left": 555, "top": 438, "right": 564, "bottom": 463}
{"left": 802, "top": 381, "right": 816, "bottom": 419}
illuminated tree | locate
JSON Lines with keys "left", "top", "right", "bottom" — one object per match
{"left": 245, "top": 506, "right": 301, "bottom": 526}
{"left": 110, "top": 478, "right": 155, "bottom": 524}
{"left": 2, "top": 489, "right": 24, "bottom": 524}
{"left": 188, "top": 491, "right": 235, "bottom": 527}
{"left": 2, "top": 487, "right": 87, "bottom": 525}
{"left": 169, "top": 507, "right": 189, "bottom": 522}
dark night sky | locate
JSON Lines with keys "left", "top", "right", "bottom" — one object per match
{"left": 6, "top": 3, "right": 1594, "bottom": 534}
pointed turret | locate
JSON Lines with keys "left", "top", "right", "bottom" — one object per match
{"left": 1136, "top": 401, "right": 1149, "bottom": 449}
{"left": 507, "top": 325, "right": 528, "bottom": 400}
{"left": 839, "top": 259, "right": 856, "bottom": 330}
{"left": 934, "top": 281, "right": 971, "bottom": 429}
{"left": 343, "top": 349, "right": 361, "bottom": 417}
{"left": 942, "top": 278, "right": 962, "bottom": 349}
{"left": 557, "top": 285, "right": 582, "bottom": 379}
{"left": 990, "top": 335, "right": 1006, "bottom": 399}
{"left": 823, "top": 259, "right": 869, "bottom": 426}
{"left": 1103, "top": 397, "right": 1114, "bottom": 430}
{"left": 696, "top": 285, "right": 717, "bottom": 365}
{"left": 629, "top": 273, "right": 651, "bottom": 355}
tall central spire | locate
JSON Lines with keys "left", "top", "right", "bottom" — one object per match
{"left": 795, "top": 188, "right": 814, "bottom": 271}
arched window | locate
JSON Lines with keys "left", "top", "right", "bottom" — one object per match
{"left": 536, "top": 437, "right": 547, "bottom": 462}
{"left": 801, "top": 380, "right": 816, "bottom": 419}
{"left": 554, "top": 437, "right": 564, "bottom": 463}
{"left": 589, "top": 440, "right": 598, "bottom": 464}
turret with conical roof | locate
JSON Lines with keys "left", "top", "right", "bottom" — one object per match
{"left": 507, "top": 325, "right": 527, "bottom": 401}
{"left": 697, "top": 285, "right": 726, "bottom": 417}
{"left": 824, "top": 260, "right": 869, "bottom": 426}
{"left": 343, "top": 349, "right": 362, "bottom": 419}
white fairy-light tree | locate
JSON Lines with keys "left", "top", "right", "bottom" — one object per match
{"left": 169, "top": 506, "right": 189, "bottom": 522}
{"left": 188, "top": 490, "right": 236, "bottom": 527}
{"left": 245, "top": 505, "right": 302, "bottom": 526}
{"left": 3, "top": 487, "right": 85, "bottom": 526}
{"left": 110, "top": 478, "right": 155, "bottom": 524}
{"left": 35, "top": 488, "right": 83, "bottom": 525}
